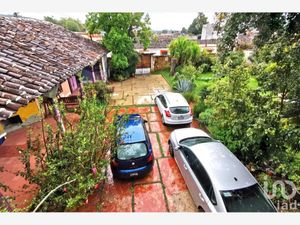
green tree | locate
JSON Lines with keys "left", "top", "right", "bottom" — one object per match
{"left": 213, "top": 12, "right": 229, "bottom": 35}
{"left": 181, "top": 27, "right": 187, "bottom": 34}
{"left": 188, "top": 13, "right": 208, "bottom": 35}
{"left": 217, "top": 13, "right": 298, "bottom": 61}
{"left": 44, "top": 16, "right": 85, "bottom": 32}
{"left": 85, "top": 13, "right": 152, "bottom": 80}
{"left": 169, "top": 36, "right": 201, "bottom": 69}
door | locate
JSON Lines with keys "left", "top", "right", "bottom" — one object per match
{"left": 180, "top": 147, "right": 216, "bottom": 212}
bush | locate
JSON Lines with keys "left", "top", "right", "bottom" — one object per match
{"left": 110, "top": 51, "right": 139, "bottom": 81}
{"left": 199, "top": 107, "right": 214, "bottom": 126}
{"left": 182, "top": 92, "right": 198, "bottom": 103}
{"left": 195, "top": 49, "right": 216, "bottom": 73}
{"left": 176, "top": 65, "right": 198, "bottom": 82}
{"left": 193, "top": 101, "right": 207, "bottom": 118}
{"left": 84, "top": 81, "right": 112, "bottom": 104}
{"left": 18, "top": 96, "right": 119, "bottom": 212}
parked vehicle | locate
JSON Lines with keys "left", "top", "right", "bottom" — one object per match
{"left": 0, "top": 132, "right": 6, "bottom": 145}
{"left": 168, "top": 128, "right": 277, "bottom": 212}
{"left": 111, "top": 114, "right": 154, "bottom": 179}
{"left": 154, "top": 92, "right": 193, "bottom": 125}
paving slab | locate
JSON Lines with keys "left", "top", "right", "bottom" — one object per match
{"left": 148, "top": 133, "right": 162, "bottom": 158}
{"left": 158, "top": 157, "right": 197, "bottom": 212}
{"left": 110, "top": 74, "right": 171, "bottom": 107}
{"left": 133, "top": 183, "right": 167, "bottom": 212}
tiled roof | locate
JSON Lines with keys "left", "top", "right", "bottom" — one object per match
{"left": 0, "top": 16, "right": 107, "bottom": 120}
{"left": 134, "top": 34, "right": 179, "bottom": 49}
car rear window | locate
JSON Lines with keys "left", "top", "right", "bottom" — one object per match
{"left": 220, "top": 184, "right": 277, "bottom": 212}
{"left": 170, "top": 106, "right": 189, "bottom": 114}
{"left": 117, "top": 142, "right": 148, "bottom": 160}
{"left": 179, "top": 137, "right": 213, "bottom": 146}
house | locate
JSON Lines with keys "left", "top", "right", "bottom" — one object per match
{"left": 199, "top": 24, "right": 218, "bottom": 54}
{"left": 0, "top": 16, "right": 108, "bottom": 134}
{"left": 134, "top": 34, "right": 176, "bottom": 74}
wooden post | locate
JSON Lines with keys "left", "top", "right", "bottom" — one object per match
{"left": 170, "top": 58, "right": 177, "bottom": 75}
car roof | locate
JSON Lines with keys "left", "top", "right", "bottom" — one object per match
{"left": 163, "top": 92, "right": 189, "bottom": 107}
{"left": 119, "top": 114, "right": 146, "bottom": 144}
{"left": 189, "top": 142, "right": 257, "bottom": 191}
{"left": 172, "top": 128, "right": 211, "bottom": 143}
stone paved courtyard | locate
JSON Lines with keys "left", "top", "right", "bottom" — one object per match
{"left": 0, "top": 74, "right": 199, "bottom": 212}
{"left": 78, "top": 74, "right": 199, "bottom": 212}
{"left": 78, "top": 105, "right": 199, "bottom": 212}
{"left": 108, "top": 74, "right": 171, "bottom": 106}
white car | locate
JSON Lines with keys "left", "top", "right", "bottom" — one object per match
{"left": 154, "top": 92, "right": 193, "bottom": 125}
{"left": 168, "top": 128, "right": 277, "bottom": 212}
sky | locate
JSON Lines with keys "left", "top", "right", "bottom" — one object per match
{"left": 17, "top": 12, "right": 215, "bottom": 31}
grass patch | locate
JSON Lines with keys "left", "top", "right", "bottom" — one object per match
{"left": 194, "top": 72, "right": 215, "bottom": 95}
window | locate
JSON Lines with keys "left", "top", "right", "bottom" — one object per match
{"left": 170, "top": 106, "right": 189, "bottom": 114}
{"left": 181, "top": 147, "right": 217, "bottom": 204}
{"left": 220, "top": 184, "right": 277, "bottom": 212}
{"left": 179, "top": 137, "right": 213, "bottom": 147}
{"left": 158, "top": 95, "right": 167, "bottom": 108}
{"left": 117, "top": 142, "right": 148, "bottom": 160}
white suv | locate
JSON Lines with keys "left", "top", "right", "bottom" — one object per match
{"left": 154, "top": 92, "right": 193, "bottom": 125}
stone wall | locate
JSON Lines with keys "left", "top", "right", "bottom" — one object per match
{"left": 153, "top": 55, "right": 170, "bottom": 71}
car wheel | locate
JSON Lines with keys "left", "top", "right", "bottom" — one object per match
{"left": 169, "top": 143, "right": 174, "bottom": 158}
{"left": 198, "top": 205, "right": 205, "bottom": 212}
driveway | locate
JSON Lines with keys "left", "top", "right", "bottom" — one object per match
{"left": 108, "top": 74, "right": 171, "bottom": 106}
{"left": 78, "top": 74, "right": 199, "bottom": 212}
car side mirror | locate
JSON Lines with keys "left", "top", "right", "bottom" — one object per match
{"left": 174, "top": 146, "right": 181, "bottom": 151}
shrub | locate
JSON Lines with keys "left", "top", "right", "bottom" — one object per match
{"left": 182, "top": 91, "right": 198, "bottom": 103}
{"left": 84, "top": 81, "right": 112, "bottom": 104}
{"left": 193, "top": 101, "right": 207, "bottom": 118}
{"left": 173, "top": 79, "right": 194, "bottom": 93}
{"left": 199, "top": 107, "right": 214, "bottom": 126}
{"left": 169, "top": 36, "right": 201, "bottom": 68}
{"left": 18, "top": 96, "right": 119, "bottom": 212}
{"left": 176, "top": 64, "right": 198, "bottom": 82}
{"left": 195, "top": 49, "right": 216, "bottom": 72}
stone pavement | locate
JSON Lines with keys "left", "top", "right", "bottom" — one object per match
{"left": 0, "top": 74, "right": 198, "bottom": 212}
{"left": 77, "top": 106, "right": 199, "bottom": 212}
{"left": 108, "top": 74, "right": 171, "bottom": 106}
{"left": 78, "top": 74, "right": 198, "bottom": 212}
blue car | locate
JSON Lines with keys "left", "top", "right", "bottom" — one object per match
{"left": 111, "top": 114, "right": 154, "bottom": 179}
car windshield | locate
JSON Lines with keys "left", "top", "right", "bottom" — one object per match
{"left": 179, "top": 137, "right": 213, "bottom": 146}
{"left": 170, "top": 106, "right": 189, "bottom": 114}
{"left": 220, "top": 184, "right": 276, "bottom": 212}
{"left": 117, "top": 142, "right": 148, "bottom": 160}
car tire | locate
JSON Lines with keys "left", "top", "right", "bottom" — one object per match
{"left": 169, "top": 143, "right": 174, "bottom": 158}
{"left": 198, "top": 205, "right": 205, "bottom": 212}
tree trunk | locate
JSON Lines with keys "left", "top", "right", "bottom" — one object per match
{"left": 170, "top": 58, "right": 177, "bottom": 75}
{"left": 53, "top": 105, "right": 65, "bottom": 133}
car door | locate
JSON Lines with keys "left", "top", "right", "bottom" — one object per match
{"left": 155, "top": 94, "right": 164, "bottom": 114}
{"left": 156, "top": 94, "right": 168, "bottom": 114}
{"left": 179, "top": 147, "right": 207, "bottom": 210}
{"left": 186, "top": 151, "right": 217, "bottom": 212}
